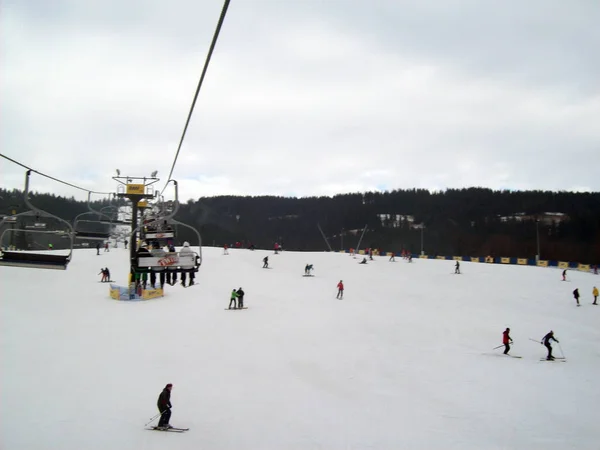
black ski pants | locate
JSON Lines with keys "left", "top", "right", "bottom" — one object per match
{"left": 158, "top": 408, "right": 171, "bottom": 427}
{"left": 504, "top": 343, "right": 510, "bottom": 354}
{"left": 545, "top": 343, "right": 553, "bottom": 359}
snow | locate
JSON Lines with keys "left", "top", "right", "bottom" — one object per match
{"left": 1, "top": 247, "right": 599, "bottom": 449}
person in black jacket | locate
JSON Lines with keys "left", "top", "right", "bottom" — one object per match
{"left": 157, "top": 383, "right": 173, "bottom": 428}
{"left": 541, "top": 331, "right": 559, "bottom": 360}
{"left": 237, "top": 287, "right": 245, "bottom": 308}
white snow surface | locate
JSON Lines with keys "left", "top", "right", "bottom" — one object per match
{"left": 1, "top": 247, "right": 599, "bottom": 450}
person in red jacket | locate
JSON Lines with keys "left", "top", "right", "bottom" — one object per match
{"left": 502, "top": 327, "right": 513, "bottom": 355}
{"left": 336, "top": 280, "right": 344, "bottom": 299}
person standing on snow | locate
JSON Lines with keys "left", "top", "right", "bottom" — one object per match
{"left": 593, "top": 286, "right": 598, "bottom": 305}
{"left": 336, "top": 280, "right": 344, "bottom": 299}
{"left": 157, "top": 383, "right": 173, "bottom": 429}
{"left": 236, "top": 287, "right": 245, "bottom": 308}
{"left": 573, "top": 288, "right": 580, "bottom": 306}
{"left": 263, "top": 256, "right": 269, "bottom": 268}
{"left": 562, "top": 269, "right": 567, "bottom": 281}
{"left": 229, "top": 289, "right": 239, "bottom": 309}
{"left": 502, "top": 328, "right": 513, "bottom": 355}
{"left": 541, "top": 331, "right": 559, "bottom": 360}
{"left": 389, "top": 252, "right": 395, "bottom": 262}
{"left": 455, "top": 261, "right": 460, "bottom": 274}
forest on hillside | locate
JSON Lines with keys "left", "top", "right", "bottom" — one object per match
{"left": 1, "top": 187, "right": 599, "bottom": 263}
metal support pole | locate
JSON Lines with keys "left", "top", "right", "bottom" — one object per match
{"left": 536, "top": 220, "right": 540, "bottom": 262}
{"left": 317, "top": 223, "right": 333, "bottom": 252}
{"left": 355, "top": 224, "right": 368, "bottom": 252}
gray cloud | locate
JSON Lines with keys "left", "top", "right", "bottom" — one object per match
{"left": 1, "top": 0, "right": 599, "bottom": 204}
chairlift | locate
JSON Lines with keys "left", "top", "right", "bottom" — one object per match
{"left": 73, "top": 193, "right": 113, "bottom": 240}
{"left": 132, "top": 181, "right": 202, "bottom": 274}
{"left": 0, "top": 171, "right": 74, "bottom": 269}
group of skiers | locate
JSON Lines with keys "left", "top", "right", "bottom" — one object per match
{"left": 562, "top": 270, "right": 598, "bottom": 306}
{"left": 95, "top": 242, "right": 110, "bottom": 255}
{"left": 134, "top": 241, "right": 196, "bottom": 289}
{"left": 228, "top": 287, "right": 245, "bottom": 309}
{"left": 501, "top": 328, "right": 560, "bottom": 360}
{"left": 98, "top": 267, "right": 111, "bottom": 282}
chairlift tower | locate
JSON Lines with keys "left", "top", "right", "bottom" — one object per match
{"left": 113, "top": 175, "right": 159, "bottom": 270}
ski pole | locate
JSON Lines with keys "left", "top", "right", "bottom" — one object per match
{"left": 557, "top": 342, "right": 566, "bottom": 359}
{"left": 144, "top": 412, "right": 162, "bottom": 427}
{"left": 492, "top": 344, "right": 504, "bottom": 350}
{"left": 529, "top": 338, "right": 542, "bottom": 344}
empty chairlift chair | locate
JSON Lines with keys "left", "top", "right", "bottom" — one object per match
{"left": 0, "top": 170, "right": 74, "bottom": 269}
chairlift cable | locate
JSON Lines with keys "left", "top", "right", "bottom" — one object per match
{"left": 161, "top": 0, "right": 231, "bottom": 195}
{"left": 0, "top": 153, "right": 112, "bottom": 195}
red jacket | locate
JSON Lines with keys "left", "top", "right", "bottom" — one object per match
{"left": 337, "top": 282, "right": 344, "bottom": 290}
{"left": 502, "top": 330, "right": 511, "bottom": 344}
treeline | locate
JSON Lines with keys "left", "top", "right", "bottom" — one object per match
{"left": 1, "top": 187, "right": 599, "bottom": 263}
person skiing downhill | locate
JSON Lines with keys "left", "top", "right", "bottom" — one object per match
{"left": 455, "top": 261, "right": 460, "bottom": 274}
{"left": 304, "top": 264, "right": 314, "bottom": 275}
{"left": 502, "top": 328, "right": 513, "bottom": 355}
{"left": 263, "top": 256, "right": 269, "bottom": 268}
{"left": 336, "top": 280, "right": 344, "bottom": 299}
{"left": 541, "top": 331, "right": 559, "bottom": 360}
{"left": 573, "top": 288, "right": 580, "bottom": 306}
{"left": 156, "top": 383, "right": 173, "bottom": 429}
{"left": 593, "top": 286, "right": 599, "bottom": 305}
{"left": 562, "top": 269, "right": 567, "bottom": 281}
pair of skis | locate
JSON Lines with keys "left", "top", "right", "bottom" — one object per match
{"left": 148, "top": 426, "right": 189, "bottom": 433}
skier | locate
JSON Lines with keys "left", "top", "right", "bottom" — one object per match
{"left": 562, "top": 269, "right": 567, "bottom": 281}
{"left": 223, "top": 244, "right": 229, "bottom": 255}
{"left": 96, "top": 242, "right": 101, "bottom": 255}
{"left": 104, "top": 267, "right": 111, "bottom": 282}
{"left": 502, "top": 328, "right": 513, "bottom": 355}
{"left": 104, "top": 242, "right": 109, "bottom": 252}
{"left": 124, "top": 239, "right": 128, "bottom": 249}
{"left": 593, "top": 286, "right": 598, "bottom": 305}
{"left": 593, "top": 264, "right": 598, "bottom": 275}
{"left": 236, "top": 287, "right": 245, "bottom": 308}
{"left": 263, "top": 256, "right": 269, "bottom": 268}
{"left": 359, "top": 257, "right": 367, "bottom": 264}
{"left": 389, "top": 252, "right": 395, "bottom": 262}
{"left": 304, "top": 264, "right": 314, "bottom": 275}
{"left": 455, "top": 261, "right": 460, "bottom": 274}
{"left": 179, "top": 241, "right": 195, "bottom": 287}
{"left": 229, "top": 289, "right": 239, "bottom": 309}
{"left": 541, "top": 331, "right": 559, "bottom": 360}
{"left": 99, "top": 268, "right": 108, "bottom": 282}
{"left": 407, "top": 254, "right": 413, "bottom": 263}
{"left": 156, "top": 383, "right": 173, "bottom": 429}
{"left": 573, "top": 288, "right": 580, "bottom": 306}
{"left": 336, "top": 280, "right": 344, "bottom": 299}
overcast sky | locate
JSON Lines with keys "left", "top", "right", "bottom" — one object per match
{"left": 1, "top": 0, "right": 599, "bottom": 203}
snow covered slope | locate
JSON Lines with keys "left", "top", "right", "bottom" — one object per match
{"left": 1, "top": 247, "right": 599, "bottom": 449}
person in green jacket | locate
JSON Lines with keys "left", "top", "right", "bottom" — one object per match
{"left": 229, "top": 289, "right": 239, "bottom": 309}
